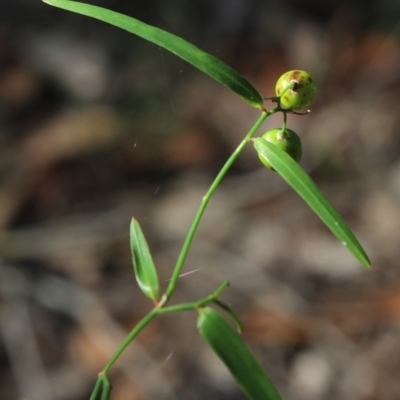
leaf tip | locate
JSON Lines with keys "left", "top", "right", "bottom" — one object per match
{"left": 363, "top": 260, "right": 372, "bottom": 269}
{"left": 358, "top": 250, "right": 371, "bottom": 269}
{"left": 131, "top": 217, "right": 137, "bottom": 223}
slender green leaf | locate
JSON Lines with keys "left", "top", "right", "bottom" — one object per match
{"left": 42, "top": 0, "right": 264, "bottom": 109}
{"left": 197, "top": 307, "right": 283, "bottom": 400}
{"left": 254, "top": 138, "right": 371, "bottom": 268}
{"left": 130, "top": 218, "right": 160, "bottom": 301}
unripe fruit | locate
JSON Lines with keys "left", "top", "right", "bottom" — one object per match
{"left": 275, "top": 70, "right": 316, "bottom": 110}
{"left": 258, "top": 128, "right": 302, "bottom": 170}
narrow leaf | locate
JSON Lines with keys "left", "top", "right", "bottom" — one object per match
{"left": 42, "top": 0, "right": 264, "bottom": 109}
{"left": 254, "top": 138, "right": 371, "bottom": 268}
{"left": 197, "top": 307, "right": 283, "bottom": 400}
{"left": 130, "top": 218, "right": 160, "bottom": 301}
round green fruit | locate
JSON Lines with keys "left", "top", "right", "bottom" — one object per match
{"left": 275, "top": 70, "right": 316, "bottom": 110}
{"left": 258, "top": 128, "right": 302, "bottom": 170}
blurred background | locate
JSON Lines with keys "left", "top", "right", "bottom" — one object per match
{"left": 1, "top": 0, "right": 400, "bottom": 399}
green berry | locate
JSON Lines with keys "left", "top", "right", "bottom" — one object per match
{"left": 275, "top": 70, "right": 316, "bottom": 110}
{"left": 258, "top": 128, "right": 302, "bottom": 170}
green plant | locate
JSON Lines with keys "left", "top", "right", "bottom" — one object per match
{"left": 258, "top": 128, "right": 302, "bottom": 170}
{"left": 42, "top": 1, "right": 371, "bottom": 399}
{"left": 275, "top": 70, "right": 317, "bottom": 110}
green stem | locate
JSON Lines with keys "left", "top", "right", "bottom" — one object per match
{"left": 89, "top": 107, "right": 280, "bottom": 390}
{"left": 101, "top": 375, "right": 111, "bottom": 400}
{"left": 102, "top": 309, "right": 158, "bottom": 373}
{"left": 89, "top": 376, "right": 103, "bottom": 400}
{"left": 162, "top": 110, "right": 276, "bottom": 304}
{"left": 158, "top": 281, "right": 230, "bottom": 314}
{"left": 282, "top": 112, "right": 287, "bottom": 132}
{"left": 98, "top": 281, "right": 230, "bottom": 377}
{"left": 213, "top": 298, "right": 243, "bottom": 333}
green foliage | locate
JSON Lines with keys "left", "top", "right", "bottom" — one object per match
{"left": 42, "top": 0, "right": 264, "bottom": 109}
{"left": 275, "top": 70, "right": 317, "bottom": 110}
{"left": 130, "top": 218, "right": 160, "bottom": 302}
{"left": 197, "top": 307, "right": 283, "bottom": 400}
{"left": 41, "top": 1, "right": 372, "bottom": 399}
{"left": 258, "top": 128, "right": 302, "bottom": 170}
{"left": 254, "top": 137, "right": 371, "bottom": 268}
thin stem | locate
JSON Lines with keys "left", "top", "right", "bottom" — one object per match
{"left": 89, "top": 107, "right": 280, "bottom": 388}
{"left": 282, "top": 112, "right": 287, "bottom": 132}
{"left": 101, "top": 375, "right": 111, "bottom": 400}
{"left": 98, "top": 281, "right": 230, "bottom": 377}
{"left": 158, "top": 281, "right": 230, "bottom": 314}
{"left": 89, "top": 376, "right": 103, "bottom": 400}
{"left": 213, "top": 298, "right": 243, "bottom": 333}
{"left": 102, "top": 309, "right": 158, "bottom": 373}
{"left": 162, "top": 110, "right": 276, "bottom": 305}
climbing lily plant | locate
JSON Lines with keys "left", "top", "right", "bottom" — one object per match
{"left": 42, "top": 1, "right": 371, "bottom": 399}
